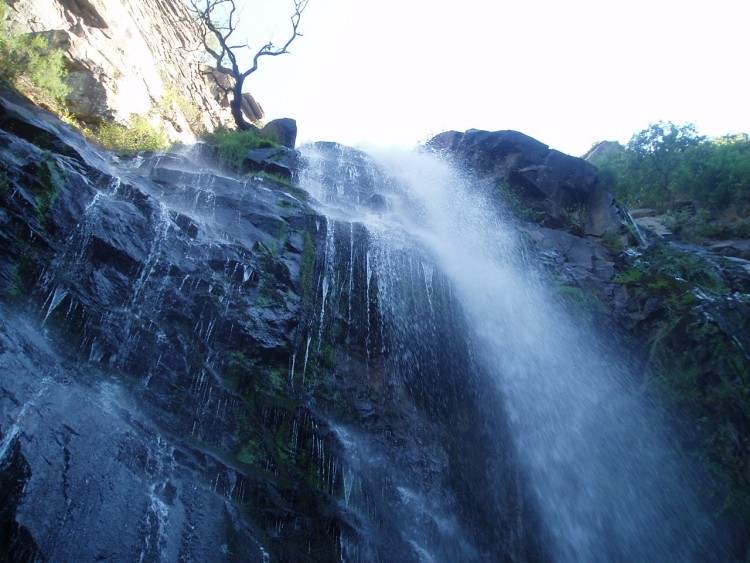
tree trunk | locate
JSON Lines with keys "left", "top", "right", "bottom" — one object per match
{"left": 230, "top": 78, "right": 250, "bottom": 131}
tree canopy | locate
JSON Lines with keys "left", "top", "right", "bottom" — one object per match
{"left": 189, "top": 0, "right": 309, "bottom": 130}
{"left": 589, "top": 122, "right": 750, "bottom": 218}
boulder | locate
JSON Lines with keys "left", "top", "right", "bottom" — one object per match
{"left": 243, "top": 146, "right": 300, "bottom": 180}
{"left": 240, "top": 92, "right": 264, "bottom": 123}
{"left": 428, "top": 129, "right": 623, "bottom": 236}
{"left": 262, "top": 118, "right": 297, "bottom": 149}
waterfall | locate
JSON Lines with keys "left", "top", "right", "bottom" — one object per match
{"left": 299, "top": 144, "right": 730, "bottom": 562}
{"left": 2, "top": 92, "right": 741, "bottom": 561}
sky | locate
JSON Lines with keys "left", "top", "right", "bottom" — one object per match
{"left": 233, "top": 0, "right": 750, "bottom": 156}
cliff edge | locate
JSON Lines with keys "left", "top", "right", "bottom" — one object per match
{"left": 9, "top": 0, "right": 240, "bottom": 141}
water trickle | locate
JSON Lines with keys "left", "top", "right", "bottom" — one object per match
{"left": 138, "top": 435, "right": 175, "bottom": 563}
{"left": 365, "top": 250, "right": 372, "bottom": 364}
{"left": 289, "top": 351, "right": 297, "bottom": 384}
{"left": 421, "top": 262, "right": 434, "bottom": 310}
{"left": 42, "top": 287, "right": 69, "bottom": 323}
{"left": 0, "top": 376, "right": 51, "bottom": 467}
{"left": 347, "top": 224, "right": 355, "bottom": 331}
{"left": 301, "top": 334, "right": 312, "bottom": 386}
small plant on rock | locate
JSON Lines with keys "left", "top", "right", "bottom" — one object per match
{"left": 92, "top": 115, "right": 169, "bottom": 154}
{"left": 201, "top": 127, "right": 277, "bottom": 171}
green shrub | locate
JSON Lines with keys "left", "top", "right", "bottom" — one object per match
{"left": 613, "top": 266, "right": 644, "bottom": 285}
{"left": 600, "top": 231, "right": 627, "bottom": 253}
{"left": 201, "top": 127, "right": 277, "bottom": 171}
{"left": 93, "top": 115, "right": 169, "bottom": 154}
{"left": 0, "top": 3, "right": 70, "bottom": 109}
{"left": 35, "top": 155, "right": 65, "bottom": 221}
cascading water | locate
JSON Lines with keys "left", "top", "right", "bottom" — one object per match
{"left": 1, "top": 92, "right": 742, "bottom": 561}
{"left": 299, "top": 143, "right": 732, "bottom": 561}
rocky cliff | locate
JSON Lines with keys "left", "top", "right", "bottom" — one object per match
{"left": 0, "top": 88, "right": 748, "bottom": 560}
{"left": 8, "top": 0, "right": 237, "bottom": 141}
{"left": 430, "top": 129, "right": 750, "bottom": 551}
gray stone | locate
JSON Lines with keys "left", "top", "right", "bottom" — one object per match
{"left": 9, "top": 0, "right": 235, "bottom": 141}
{"left": 262, "top": 118, "right": 297, "bottom": 149}
{"left": 243, "top": 146, "right": 300, "bottom": 180}
{"left": 427, "top": 129, "right": 622, "bottom": 236}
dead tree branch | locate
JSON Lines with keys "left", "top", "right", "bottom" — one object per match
{"left": 189, "top": 0, "right": 309, "bottom": 130}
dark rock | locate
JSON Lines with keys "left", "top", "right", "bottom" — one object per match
{"left": 583, "top": 140, "right": 623, "bottom": 161}
{"left": 427, "top": 129, "right": 622, "bottom": 236}
{"left": 368, "top": 193, "right": 387, "bottom": 212}
{"left": 243, "top": 146, "right": 299, "bottom": 180}
{"left": 523, "top": 225, "right": 615, "bottom": 291}
{"left": 262, "top": 118, "right": 297, "bottom": 149}
{"left": 241, "top": 92, "right": 264, "bottom": 123}
{"left": 631, "top": 208, "right": 658, "bottom": 219}
{"left": 709, "top": 240, "right": 750, "bottom": 261}
{"left": 0, "top": 92, "right": 337, "bottom": 559}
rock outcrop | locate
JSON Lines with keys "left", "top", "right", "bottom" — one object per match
{"left": 428, "top": 129, "right": 623, "bottom": 237}
{"left": 0, "top": 89, "right": 544, "bottom": 562}
{"left": 9, "top": 0, "right": 235, "bottom": 141}
{"left": 1, "top": 86, "right": 747, "bottom": 560}
{"left": 263, "top": 118, "right": 298, "bottom": 149}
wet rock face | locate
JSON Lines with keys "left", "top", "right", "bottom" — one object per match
{"left": 0, "top": 93, "right": 548, "bottom": 561}
{"left": 0, "top": 427, "right": 41, "bottom": 563}
{"left": 428, "top": 129, "right": 622, "bottom": 236}
{"left": 0, "top": 316, "right": 264, "bottom": 561}
{"left": 0, "top": 91, "right": 347, "bottom": 560}
{"left": 298, "top": 142, "right": 549, "bottom": 562}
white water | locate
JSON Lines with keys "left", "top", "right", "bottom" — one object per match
{"left": 301, "top": 145, "right": 727, "bottom": 561}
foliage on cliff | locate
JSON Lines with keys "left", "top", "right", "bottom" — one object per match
{"left": 200, "top": 127, "right": 277, "bottom": 171}
{"left": 589, "top": 122, "right": 750, "bottom": 238}
{"left": 0, "top": 2, "right": 69, "bottom": 110}
{"left": 611, "top": 242, "right": 750, "bottom": 538}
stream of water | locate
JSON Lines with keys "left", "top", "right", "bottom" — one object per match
{"left": 300, "top": 144, "right": 729, "bottom": 562}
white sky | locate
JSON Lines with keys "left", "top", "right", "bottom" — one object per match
{"left": 236, "top": 0, "right": 749, "bottom": 156}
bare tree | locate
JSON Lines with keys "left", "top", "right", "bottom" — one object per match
{"left": 189, "top": 0, "right": 309, "bottom": 130}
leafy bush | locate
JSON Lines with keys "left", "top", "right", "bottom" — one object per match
{"left": 600, "top": 231, "right": 628, "bottom": 253}
{"left": 201, "top": 127, "right": 277, "bottom": 171}
{"left": 93, "top": 115, "right": 169, "bottom": 154}
{"left": 34, "top": 155, "right": 65, "bottom": 222}
{"left": 0, "top": 2, "right": 70, "bottom": 109}
{"left": 592, "top": 124, "right": 749, "bottom": 212}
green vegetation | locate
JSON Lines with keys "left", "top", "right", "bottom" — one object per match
{"left": 258, "top": 171, "right": 293, "bottom": 185}
{"left": 93, "top": 115, "right": 169, "bottom": 154}
{"left": 597, "top": 124, "right": 750, "bottom": 528}
{"left": 34, "top": 155, "right": 65, "bottom": 223}
{"left": 0, "top": 2, "right": 70, "bottom": 109}
{"left": 494, "top": 181, "right": 545, "bottom": 223}
{"left": 599, "top": 231, "right": 628, "bottom": 254}
{"left": 589, "top": 122, "right": 750, "bottom": 241}
{"left": 647, "top": 312, "right": 750, "bottom": 524}
{"left": 7, "top": 255, "right": 37, "bottom": 298}
{"left": 201, "top": 127, "right": 277, "bottom": 171}
{"left": 612, "top": 243, "right": 748, "bottom": 530}
{"left": 614, "top": 244, "right": 728, "bottom": 305}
